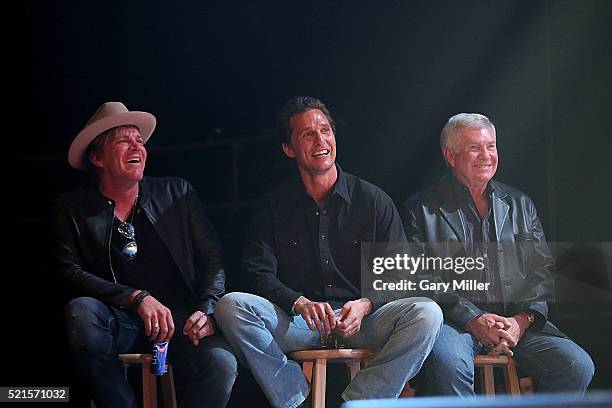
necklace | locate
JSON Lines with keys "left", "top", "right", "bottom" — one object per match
{"left": 116, "top": 195, "right": 138, "bottom": 238}
{"left": 127, "top": 195, "right": 138, "bottom": 224}
{"left": 116, "top": 195, "right": 138, "bottom": 260}
{"left": 116, "top": 195, "right": 138, "bottom": 224}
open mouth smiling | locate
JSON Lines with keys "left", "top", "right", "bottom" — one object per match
{"left": 125, "top": 157, "right": 142, "bottom": 164}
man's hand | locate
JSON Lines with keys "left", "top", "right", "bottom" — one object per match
{"left": 183, "top": 311, "right": 216, "bottom": 346}
{"left": 488, "top": 339, "right": 514, "bottom": 356}
{"left": 137, "top": 293, "right": 175, "bottom": 344}
{"left": 335, "top": 298, "right": 373, "bottom": 337}
{"left": 466, "top": 313, "right": 517, "bottom": 348}
{"left": 294, "top": 297, "right": 336, "bottom": 334}
{"left": 505, "top": 313, "right": 530, "bottom": 344}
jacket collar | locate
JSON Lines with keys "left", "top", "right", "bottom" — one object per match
{"left": 83, "top": 182, "right": 116, "bottom": 211}
{"left": 491, "top": 183, "right": 509, "bottom": 242}
{"left": 437, "top": 175, "right": 509, "bottom": 242}
{"left": 84, "top": 178, "right": 157, "bottom": 224}
{"left": 137, "top": 177, "right": 153, "bottom": 215}
{"left": 437, "top": 176, "right": 466, "bottom": 242}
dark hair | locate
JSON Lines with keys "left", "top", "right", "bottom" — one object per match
{"left": 85, "top": 125, "right": 139, "bottom": 179}
{"left": 276, "top": 96, "right": 336, "bottom": 145}
{"left": 86, "top": 128, "right": 115, "bottom": 165}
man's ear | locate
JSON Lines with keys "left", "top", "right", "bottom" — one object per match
{"left": 89, "top": 151, "right": 103, "bottom": 168}
{"left": 443, "top": 147, "right": 455, "bottom": 168}
{"left": 282, "top": 143, "right": 296, "bottom": 159}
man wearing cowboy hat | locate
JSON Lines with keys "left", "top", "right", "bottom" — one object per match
{"left": 52, "top": 102, "right": 237, "bottom": 408}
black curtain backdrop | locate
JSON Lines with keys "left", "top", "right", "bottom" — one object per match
{"left": 11, "top": 0, "right": 611, "bottom": 406}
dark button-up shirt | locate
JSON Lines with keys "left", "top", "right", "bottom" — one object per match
{"left": 243, "top": 165, "right": 407, "bottom": 314}
{"left": 449, "top": 176, "right": 503, "bottom": 313}
{"left": 111, "top": 204, "right": 193, "bottom": 310}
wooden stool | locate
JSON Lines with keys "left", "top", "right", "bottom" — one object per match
{"left": 400, "top": 355, "right": 531, "bottom": 398}
{"left": 91, "top": 354, "right": 177, "bottom": 408}
{"left": 289, "top": 349, "right": 377, "bottom": 408}
{"left": 473, "top": 355, "right": 521, "bottom": 396}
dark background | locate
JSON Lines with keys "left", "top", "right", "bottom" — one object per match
{"left": 10, "top": 0, "right": 612, "bottom": 406}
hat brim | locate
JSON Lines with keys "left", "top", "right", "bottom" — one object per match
{"left": 68, "top": 111, "right": 156, "bottom": 170}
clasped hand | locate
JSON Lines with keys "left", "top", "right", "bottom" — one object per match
{"left": 294, "top": 297, "right": 372, "bottom": 337}
{"left": 466, "top": 313, "right": 527, "bottom": 357}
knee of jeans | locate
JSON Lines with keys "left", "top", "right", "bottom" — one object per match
{"left": 209, "top": 347, "right": 239, "bottom": 379}
{"left": 412, "top": 300, "right": 443, "bottom": 329}
{"left": 215, "top": 292, "right": 249, "bottom": 327}
{"left": 570, "top": 349, "right": 595, "bottom": 385}
{"left": 64, "top": 297, "right": 109, "bottom": 347}
{"left": 429, "top": 339, "right": 474, "bottom": 377}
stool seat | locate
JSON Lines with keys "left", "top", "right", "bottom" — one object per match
{"left": 289, "top": 349, "right": 377, "bottom": 408}
{"left": 290, "top": 348, "right": 378, "bottom": 362}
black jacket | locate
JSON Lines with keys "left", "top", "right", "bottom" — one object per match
{"left": 52, "top": 177, "right": 225, "bottom": 314}
{"left": 403, "top": 176, "right": 564, "bottom": 337}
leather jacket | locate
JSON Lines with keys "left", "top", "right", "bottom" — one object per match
{"left": 403, "top": 176, "right": 564, "bottom": 337}
{"left": 52, "top": 176, "right": 225, "bottom": 314}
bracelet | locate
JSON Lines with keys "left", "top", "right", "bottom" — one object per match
{"left": 291, "top": 296, "right": 305, "bottom": 316}
{"left": 131, "top": 290, "right": 150, "bottom": 311}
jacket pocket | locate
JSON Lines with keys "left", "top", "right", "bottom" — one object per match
{"left": 515, "top": 232, "right": 535, "bottom": 241}
{"left": 514, "top": 232, "right": 536, "bottom": 278}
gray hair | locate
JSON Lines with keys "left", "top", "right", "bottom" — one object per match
{"left": 440, "top": 113, "right": 495, "bottom": 153}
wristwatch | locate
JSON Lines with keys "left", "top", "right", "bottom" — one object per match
{"left": 525, "top": 311, "right": 535, "bottom": 325}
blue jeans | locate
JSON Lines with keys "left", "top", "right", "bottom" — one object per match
{"left": 214, "top": 292, "right": 443, "bottom": 408}
{"left": 65, "top": 297, "right": 237, "bottom": 408}
{"left": 412, "top": 323, "right": 595, "bottom": 396}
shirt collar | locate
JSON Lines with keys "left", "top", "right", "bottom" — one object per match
{"left": 332, "top": 164, "right": 351, "bottom": 204}
{"left": 449, "top": 172, "right": 495, "bottom": 201}
{"left": 288, "top": 163, "right": 351, "bottom": 205}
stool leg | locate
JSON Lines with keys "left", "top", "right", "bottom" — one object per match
{"left": 141, "top": 360, "right": 158, "bottom": 408}
{"left": 504, "top": 360, "right": 521, "bottom": 396}
{"left": 400, "top": 382, "right": 416, "bottom": 398}
{"left": 311, "top": 359, "right": 327, "bottom": 408}
{"left": 519, "top": 377, "right": 534, "bottom": 394}
{"left": 482, "top": 365, "right": 495, "bottom": 397}
{"left": 161, "top": 365, "right": 177, "bottom": 408}
{"left": 302, "top": 361, "right": 314, "bottom": 385}
{"left": 346, "top": 362, "right": 360, "bottom": 381}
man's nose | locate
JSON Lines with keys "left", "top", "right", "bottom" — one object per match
{"left": 313, "top": 131, "right": 325, "bottom": 143}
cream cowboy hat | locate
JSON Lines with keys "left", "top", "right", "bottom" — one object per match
{"left": 68, "top": 101, "right": 156, "bottom": 170}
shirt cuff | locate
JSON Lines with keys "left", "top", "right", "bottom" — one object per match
{"left": 464, "top": 313, "right": 483, "bottom": 331}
